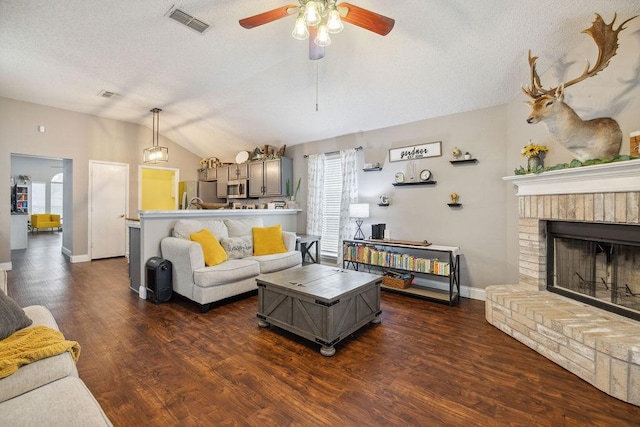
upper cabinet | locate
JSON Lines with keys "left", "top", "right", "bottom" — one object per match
{"left": 228, "top": 164, "right": 248, "bottom": 180}
{"left": 248, "top": 158, "right": 292, "bottom": 197}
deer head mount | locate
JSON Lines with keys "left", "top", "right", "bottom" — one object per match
{"left": 523, "top": 13, "right": 637, "bottom": 162}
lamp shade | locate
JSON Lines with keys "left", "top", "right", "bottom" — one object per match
{"left": 349, "top": 203, "right": 370, "bottom": 218}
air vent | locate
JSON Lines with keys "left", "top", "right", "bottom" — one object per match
{"left": 166, "top": 7, "right": 210, "bottom": 34}
{"left": 98, "top": 90, "right": 118, "bottom": 99}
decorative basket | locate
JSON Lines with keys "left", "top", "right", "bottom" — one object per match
{"left": 382, "top": 273, "right": 414, "bottom": 289}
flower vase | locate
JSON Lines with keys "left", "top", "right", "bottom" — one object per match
{"left": 528, "top": 155, "right": 543, "bottom": 172}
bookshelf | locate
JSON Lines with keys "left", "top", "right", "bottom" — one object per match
{"left": 342, "top": 239, "right": 460, "bottom": 306}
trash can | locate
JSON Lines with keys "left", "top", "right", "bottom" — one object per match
{"left": 145, "top": 257, "right": 172, "bottom": 303}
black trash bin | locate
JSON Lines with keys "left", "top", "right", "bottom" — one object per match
{"left": 145, "top": 257, "right": 172, "bottom": 303}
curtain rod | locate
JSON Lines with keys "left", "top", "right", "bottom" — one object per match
{"left": 303, "top": 146, "right": 363, "bottom": 158}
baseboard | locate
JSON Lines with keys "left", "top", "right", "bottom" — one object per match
{"left": 462, "top": 286, "right": 486, "bottom": 301}
{"left": 0, "top": 262, "right": 11, "bottom": 271}
{"left": 61, "top": 246, "right": 90, "bottom": 263}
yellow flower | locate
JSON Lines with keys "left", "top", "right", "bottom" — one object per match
{"left": 521, "top": 143, "right": 548, "bottom": 158}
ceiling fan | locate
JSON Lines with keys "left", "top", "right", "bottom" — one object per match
{"left": 239, "top": 1, "right": 395, "bottom": 60}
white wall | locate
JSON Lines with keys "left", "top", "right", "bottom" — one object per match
{"left": 0, "top": 98, "right": 201, "bottom": 267}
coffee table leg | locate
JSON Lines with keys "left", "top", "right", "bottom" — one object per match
{"left": 320, "top": 345, "right": 336, "bottom": 357}
{"left": 371, "top": 315, "right": 381, "bottom": 324}
{"left": 258, "top": 320, "right": 270, "bottom": 328}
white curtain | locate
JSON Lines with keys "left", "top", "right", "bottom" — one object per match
{"left": 306, "top": 153, "right": 325, "bottom": 236}
{"left": 337, "top": 148, "right": 358, "bottom": 264}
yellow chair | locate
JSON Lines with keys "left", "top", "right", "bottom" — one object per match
{"left": 31, "top": 214, "right": 61, "bottom": 233}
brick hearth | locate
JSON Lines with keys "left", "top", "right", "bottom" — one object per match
{"left": 488, "top": 160, "right": 640, "bottom": 407}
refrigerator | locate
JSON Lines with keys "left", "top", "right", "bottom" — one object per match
{"left": 179, "top": 181, "right": 224, "bottom": 209}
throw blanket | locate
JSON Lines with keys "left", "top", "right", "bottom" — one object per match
{"left": 0, "top": 325, "right": 80, "bottom": 379}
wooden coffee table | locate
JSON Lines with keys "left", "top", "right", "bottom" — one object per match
{"left": 256, "top": 264, "right": 382, "bottom": 356}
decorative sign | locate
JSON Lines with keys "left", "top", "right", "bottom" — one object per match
{"left": 389, "top": 141, "right": 442, "bottom": 162}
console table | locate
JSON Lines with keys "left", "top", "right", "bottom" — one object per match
{"left": 343, "top": 239, "right": 460, "bottom": 306}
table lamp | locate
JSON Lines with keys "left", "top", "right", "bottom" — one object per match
{"left": 349, "top": 203, "right": 370, "bottom": 240}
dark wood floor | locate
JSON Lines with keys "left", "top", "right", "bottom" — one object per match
{"left": 7, "top": 233, "right": 640, "bottom": 426}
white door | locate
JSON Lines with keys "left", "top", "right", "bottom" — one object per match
{"left": 90, "top": 161, "right": 129, "bottom": 259}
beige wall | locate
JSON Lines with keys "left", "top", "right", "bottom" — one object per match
{"left": 0, "top": 98, "right": 200, "bottom": 267}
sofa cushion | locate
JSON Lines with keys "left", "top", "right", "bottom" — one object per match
{"left": 252, "top": 225, "right": 287, "bottom": 256}
{"left": 220, "top": 236, "right": 253, "bottom": 259}
{"left": 225, "top": 218, "right": 263, "bottom": 238}
{"left": 247, "top": 251, "right": 302, "bottom": 274}
{"left": 193, "top": 259, "right": 260, "bottom": 287}
{"left": 190, "top": 229, "right": 228, "bottom": 267}
{"left": 173, "top": 219, "right": 228, "bottom": 240}
{"left": 0, "top": 306, "right": 78, "bottom": 404}
{"left": 0, "top": 376, "right": 113, "bottom": 426}
{"left": 0, "top": 292, "right": 33, "bottom": 340}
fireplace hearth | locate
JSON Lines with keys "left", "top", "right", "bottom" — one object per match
{"left": 547, "top": 221, "right": 640, "bottom": 321}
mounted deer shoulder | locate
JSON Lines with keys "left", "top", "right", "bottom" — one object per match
{"left": 522, "top": 13, "right": 637, "bottom": 162}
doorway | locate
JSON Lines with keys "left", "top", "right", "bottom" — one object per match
{"left": 138, "top": 166, "right": 179, "bottom": 211}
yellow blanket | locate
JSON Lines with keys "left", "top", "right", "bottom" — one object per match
{"left": 0, "top": 325, "right": 81, "bottom": 379}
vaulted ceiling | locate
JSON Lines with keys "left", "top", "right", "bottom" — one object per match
{"left": 1, "top": 1, "right": 639, "bottom": 161}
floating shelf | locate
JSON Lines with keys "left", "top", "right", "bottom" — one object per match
{"left": 378, "top": 203, "right": 390, "bottom": 207}
{"left": 447, "top": 203, "right": 462, "bottom": 207}
{"left": 363, "top": 167, "right": 383, "bottom": 172}
{"left": 392, "top": 181, "right": 437, "bottom": 187}
{"left": 450, "top": 158, "right": 478, "bottom": 164}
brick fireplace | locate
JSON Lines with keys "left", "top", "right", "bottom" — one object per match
{"left": 486, "top": 159, "right": 640, "bottom": 407}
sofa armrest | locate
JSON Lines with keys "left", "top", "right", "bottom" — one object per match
{"left": 160, "top": 237, "right": 205, "bottom": 298}
{"left": 282, "top": 231, "right": 297, "bottom": 252}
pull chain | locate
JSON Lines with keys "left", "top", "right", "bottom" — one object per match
{"left": 315, "top": 61, "right": 319, "bottom": 112}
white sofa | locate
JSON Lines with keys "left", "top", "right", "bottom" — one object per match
{"left": 0, "top": 272, "right": 112, "bottom": 426}
{"left": 160, "top": 218, "right": 302, "bottom": 312}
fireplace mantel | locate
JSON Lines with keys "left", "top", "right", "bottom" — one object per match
{"left": 503, "top": 159, "right": 640, "bottom": 196}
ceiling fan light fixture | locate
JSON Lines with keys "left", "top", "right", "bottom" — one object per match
{"left": 325, "top": 8, "right": 343, "bottom": 33}
{"left": 304, "top": 1, "right": 322, "bottom": 27}
{"left": 314, "top": 24, "right": 331, "bottom": 47}
{"left": 292, "top": 15, "right": 309, "bottom": 40}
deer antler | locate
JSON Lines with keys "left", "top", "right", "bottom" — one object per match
{"left": 522, "top": 13, "right": 638, "bottom": 99}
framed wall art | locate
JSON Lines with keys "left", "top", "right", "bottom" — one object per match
{"left": 389, "top": 141, "right": 442, "bottom": 162}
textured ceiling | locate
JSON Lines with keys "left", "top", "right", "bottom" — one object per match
{"left": 1, "top": 1, "right": 639, "bottom": 161}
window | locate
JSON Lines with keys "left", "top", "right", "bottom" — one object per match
{"left": 31, "top": 182, "right": 46, "bottom": 214}
{"left": 321, "top": 155, "right": 342, "bottom": 257}
{"left": 51, "top": 173, "right": 63, "bottom": 217}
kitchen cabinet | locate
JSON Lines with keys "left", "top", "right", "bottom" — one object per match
{"left": 248, "top": 158, "right": 292, "bottom": 197}
{"left": 216, "top": 166, "right": 229, "bottom": 198}
{"left": 11, "top": 214, "right": 28, "bottom": 250}
{"left": 228, "top": 164, "right": 248, "bottom": 180}
{"left": 200, "top": 168, "right": 217, "bottom": 181}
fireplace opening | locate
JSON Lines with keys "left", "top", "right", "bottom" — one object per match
{"left": 547, "top": 221, "right": 640, "bottom": 321}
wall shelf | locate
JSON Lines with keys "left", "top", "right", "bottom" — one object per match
{"left": 378, "top": 203, "right": 390, "bottom": 207}
{"left": 447, "top": 203, "right": 462, "bottom": 207}
{"left": 392, "top": 181, "right": 437, "bottom": 187}
{"left": 450, "top": 158, "right": 478, "bottom": 165}
{"left": 363, "top": 167, "right": 383, "bottom": 172}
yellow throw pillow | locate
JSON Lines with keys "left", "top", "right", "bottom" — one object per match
{"left": 190, "top": 229, "right": 228, "bottom": 266}
{"left": 252, "top": 225, "right": 287, "bottom": 256}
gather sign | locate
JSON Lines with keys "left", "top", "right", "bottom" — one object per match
{"left": 389, "top": 141, "right": 442, "bottom": 162}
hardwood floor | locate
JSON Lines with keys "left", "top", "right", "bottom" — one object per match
{"left": 7, "top": 233, "right": 640, "bottom": 426}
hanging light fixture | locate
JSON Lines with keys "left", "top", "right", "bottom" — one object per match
{"left": 143, "top": 108, "right": 168, "bottom": 163}
{"left": 292, "top": 0, "right": 342, "bottom": 48}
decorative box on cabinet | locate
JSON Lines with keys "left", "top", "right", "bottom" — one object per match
{"left": 342, "top": 239, "right": 460, "bottom": 306}
{"left": 248, "top": 158, "right": 293, "bottom": 197}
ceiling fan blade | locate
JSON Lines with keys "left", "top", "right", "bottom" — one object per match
{"left": 239, "top": 5, "right": 298, "bottom": 29}
{"left": 338, "top": 3, "right": 395, "bottom": 36}
{"left": 308, "top": 27, "right": 325, "bottom": 60}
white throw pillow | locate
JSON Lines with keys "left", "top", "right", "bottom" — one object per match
{"left": 220, "top": 236, "right": 253, "bottom": 259}
{"left": 225, "top": 218, "right": 263, "bottom": 238}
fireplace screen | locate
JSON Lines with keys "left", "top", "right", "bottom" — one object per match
{"left": 548, "top": 221, "right": 640, "bottom": 320}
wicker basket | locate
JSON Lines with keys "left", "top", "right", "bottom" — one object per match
{"left": 382, "top": 274, "right": 414, "bottom": 289}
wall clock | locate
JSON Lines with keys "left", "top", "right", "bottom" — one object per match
{"left": 419, "top": 169, "right": 432, "bottom": 182}
{"left": 394, "top": 172, "right": 405, "bottom": 183}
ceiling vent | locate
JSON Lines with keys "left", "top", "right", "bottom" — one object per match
{"left": 166, "top": 6, "right": 210, "bottom": 34}
{"left": 98, "top": 90, "right": 118, "bottom": 99}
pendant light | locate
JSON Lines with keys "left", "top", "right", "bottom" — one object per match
{"left": 143, "top": 108, "right": 168, "bottom": 163}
